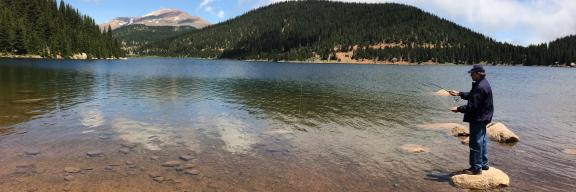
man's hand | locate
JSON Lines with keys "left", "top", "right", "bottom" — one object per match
{"left": 448, "top": 90, "right": 459, "bottom": 96}
{"left": 450, "top": 107, "right": 459, "bottom": 113}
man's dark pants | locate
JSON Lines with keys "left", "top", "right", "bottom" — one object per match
{"left": 469, "top": 122, "right": 488, "bottom": 171}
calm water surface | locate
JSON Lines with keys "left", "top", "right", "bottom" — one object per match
{"left": 0, "top": 58, "right": 575, "bottom": 191}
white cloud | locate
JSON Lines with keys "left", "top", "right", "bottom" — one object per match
{"left": 200, "top": 0, "right": 215, "bottom": 8}
{"left": 217, "top": 10, "right": 225, "bottom": 18}
{"left": 255, "top": 0, "right": 576, "bottom": 46}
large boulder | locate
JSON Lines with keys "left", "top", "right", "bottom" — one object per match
{"left": 487, "top": 122, "right": 519, "bottom": 143}
{"left": 451, "top": 167, "right": 510, "bottom": 189}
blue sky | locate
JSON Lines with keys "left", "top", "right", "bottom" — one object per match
{"left": 65, "top": 0, "right": 576, "bottom": 46}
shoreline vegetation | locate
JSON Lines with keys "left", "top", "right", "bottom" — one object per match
{"left": 0, "top": 0, "right": 125, "bottom": 60}
{"left": 0, "top": 53, "right": 126, "bottom": 60}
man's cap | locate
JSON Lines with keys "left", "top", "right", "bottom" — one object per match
{"left": 468, "top": 64, "right": 485, "bottom": 73}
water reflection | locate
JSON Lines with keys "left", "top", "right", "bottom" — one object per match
{"left": 0, "top": 58, "right": 575, "bottom": 191}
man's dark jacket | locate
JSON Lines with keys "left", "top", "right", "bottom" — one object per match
{"left": 457, "top": 77, "right": 493, "bottom": 123}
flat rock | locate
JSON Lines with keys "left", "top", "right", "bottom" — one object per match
{"left": 64, "top": 175, "right": 75, "bottom": 181}
{"left": 24, "top": 149, "right": 41, "bottom": 156}
{"left": 121, "top": 143, "right": 137, "bottom": 149}
{"left": 179, "top": 155, "right": 196, "bottom": 161}
{"left": 184, "top": 169, "right": 200, "bottom": 175}
{"left": 64, "top": 167, "right": 81, "bottom": 173}
{"left": 562, "top": 148, "right": 576, "bottom": 155}
{"left": 399, "top": 144, "right": 429, "bottom": 154}
{"left": 118, "top": 148, "right": 130, "bottom": 154}
{"left": 148, "top": 172, "right": 162, "bottom": 178}
{"left": 150, "top": 156, "right": 159, "bottom": 160}
{"left": 86, "top": 150, "right": 104, "bottom": 157}
{"left": 183, "top": 163, "right": 197, "bottom": 169}
{"left": 161, "top": 161, "right": 180, "bottom": 167}
{"left": 451, "top": 167, "right": 510, "bottom": 189}
{"left": 487, "top": 122, "right": 519, "bottom": 143}
{"left": 152, "top": 176, "right": 164, "bottom": 183}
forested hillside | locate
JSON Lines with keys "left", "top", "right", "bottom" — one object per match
{"left": 525, "top": 35, "right": 576, "bottom": 66}
{"left": 142, "top": 0, "right": 526, "bottom": 64}
{"left": 112, "top": 24, "right": 196, "bottom": 55}
{"left": 0, "top": 0, "right": 124, "bottom": 59}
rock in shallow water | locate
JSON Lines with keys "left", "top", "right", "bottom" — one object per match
{"left": 64, "top": 167, "right": 81, "bottom": 173}
{"left": 399, "top": 144, "right": 429, "bottom": 154}
{"left": 86, "top": 150, "right": 104, "bottom": 157}
{"left": 64, "top": 175, "right": 75, "bottom": 181}
{"left": 184, "top": 169, "right": 200, "bottom": 175}
{"left": 118, "top": 148, "right": 130, "bottom": 154}
{"left": 451, "top": 167, "right": 510, "bottom": 190}
{"left": 487, "top": 122, "right": 519, "bottom": 143}
{"left": 162, "top": 161, "right": 180, "bottom": 167}
{"left": 24, "top": 149, "right": 41, "bottom": 156}
{"left": 562, "top": 148, "right": 576, "bottom": 155}
{"left": 121, "top": 143, "right": 137, "bottom": 149}
{"left": 179, "top": 155, "right": 195, "bottom": 161}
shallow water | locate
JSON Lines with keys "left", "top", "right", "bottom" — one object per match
{"left": 0, "top": 58, "right": 575, "bottom": 191}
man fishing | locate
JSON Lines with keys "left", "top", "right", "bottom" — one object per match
{"left": 448, "top": 64, "right": 494, "bottom": 175}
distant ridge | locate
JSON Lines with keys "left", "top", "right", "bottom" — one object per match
{"left": 100, "top": 9, "right": 209, "bottom": 30}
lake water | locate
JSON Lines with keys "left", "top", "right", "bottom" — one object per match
{"left": 0, "top": 58, "right": 575, "bottom": 191}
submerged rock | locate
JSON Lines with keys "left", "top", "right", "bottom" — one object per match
{"left": 161, "top": 161, "right": 180, "bottom": 167}
{"left": 24, "top": 149, "right": 41, "bottom": 156}
{"left": 183, "top": 163, "right": 197, "bottom": 169}
{"left": 179, "top": 155, "right": 195, "bottom": 161}
{"left": 562, "top": 148, "right": 576, "bottom": 155}
{"left": 184, "top": 169, "right": 200, "bottom": 175}
{"left": 118, "top": 148, "right": 130, "bottom": 154}
{"left": 152, "top": 176, "right": 164, "bottom": 183}
{"left": 86, "top": 150, "right": 104, "bottom": 157}
{"left": 487, "top": 122, "right": 519, "bottom": 143}
{"left": 64, "top": 175, "right": 75, "bottom": 181}
{"left": 121, "top": 143, "right": 137, "bottom": 149}
{"left": 399, "top": 144, "right": 429, "bottom": 154}
{"left": 64, "top": 167, "right": 81, "bottom": 174}
{"left": 451, "top": 167, "right": 510, "bottom": 189}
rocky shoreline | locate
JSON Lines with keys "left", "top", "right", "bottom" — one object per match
{"left": 0, "top": 53, "right": 127, "bottom": 60}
